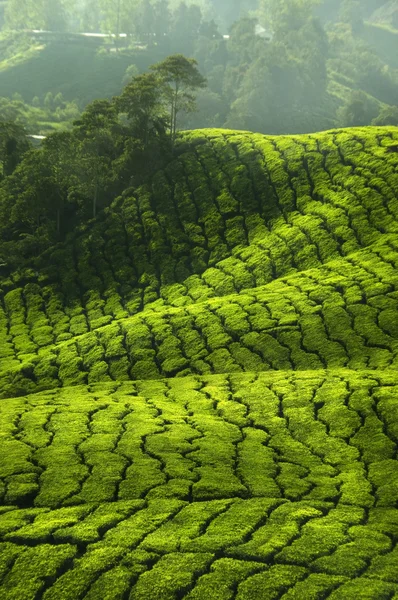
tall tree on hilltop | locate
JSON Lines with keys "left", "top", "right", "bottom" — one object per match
{"left": 115, "top": 71, "right": 171, "bottom": 182}
{"left": 151, "top": 54, "right": 207, "bottom": 147}
{"left": 73, "top": 100, "right": 120, "bottom": 218}
{"left": 116, "top": 72, "right": 169, "bottom": 148}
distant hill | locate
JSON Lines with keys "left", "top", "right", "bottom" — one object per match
{"left": 362, "top": 20, "right": 398, "bottom": 69}
{"left": 369, "top": 0, "right": 398, "bottom": 29}
{"left": 0, "top": 33, "right": 158, "bottom": 105}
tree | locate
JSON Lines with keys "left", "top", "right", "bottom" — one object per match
{"left": 225, "top": 17, "right": 262, "bottom": 69}
{"left": 134, "top": 0, "right": 155, "bottom": 42}
{"left": 210, "top": 0, "right": 254, "bottom": 30}
{"left": 116, "top": 72, "right": 169, "bottom": 150}
{"left": 44, "top": 92, "right": 54, "bottom": 112}
{"left": 0, "top": 120, "right": 30, "bottom": 179}
{"left": 4, "top": 0, "right": 67, "bottom": 30}
{"left": 151, "top": 54, "right": 207, "bottom": 146}
{"left": 41, "top": 0, "right": 67, "bottom": 31}
{"left": 258, "top": 0, "right": 321, "bottom": 34}
{"left": 53, "top": 92, "right": 65, "bottom": 109}
{"left": 152, "top": 0, "right": 171, "bottom": 44}
{"left": 4, "top": 0, "right": 40, "bottom": 29}
{"left": 122, "top": 64, "right": 139, "bottom": 87}
{"left": 372, "top": 105, "right": 398, "bottom": 126}
{"left": 40, "top": 131, "right": 76, "bottom": 233}
{"left": 178, "top": 88, "right": 225, "bottom": 129}
{"left": 170, "top": 2, "right": 203, "bottom": 54}
{"left": 337, "top": 90, "right": 377, "bottom": 127}
{"left": 0, "top": 139, "right": 75, "bottom": 243}
{"left": 79, "top": 0, "right": 102, "bottom": 31}
{"left": 73, "top": 100, "right": 120, "bottom": 218}
{"left": 339, "top": 0, "right": 363, "bottom": 34}
{"left": 224, "top": 44, "right": 302, "bottom": 134}
{"left": 99, "top": 0, "right": 138, "bottom": 35}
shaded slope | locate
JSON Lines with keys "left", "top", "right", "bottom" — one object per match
{"left": 1, "top": 234, "right": 398, "bottom": 397}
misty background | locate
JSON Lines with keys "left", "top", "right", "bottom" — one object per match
{"left": 0, "top": 0, "right": 396, "bottom": 137}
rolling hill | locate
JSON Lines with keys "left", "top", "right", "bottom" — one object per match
{"left": 0, "top": 126, "right": 398, "bottom": 599}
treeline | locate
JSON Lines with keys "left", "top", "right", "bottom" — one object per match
{"left": 1, "top": 0, "right": 246, "bottom": 35}
{"left": 0, "top": 53, "right": 206, "bottom": 267}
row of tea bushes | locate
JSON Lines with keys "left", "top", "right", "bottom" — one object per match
{"left": 1, "top": 235, "right": 397, "bottom": 397}
{"left": 0, "top": 369, "right": 398, "bottom": 598}
{"left": 0, "top": 127, "right": 397, "bottom": 367}
{"left": 0, "top": 370, "right": 397, "bottom": 508}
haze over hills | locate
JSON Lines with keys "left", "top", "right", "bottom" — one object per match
{"left": 1, "top": 125, "right": 398, "bottom": 598}
{"left": 0, "top": 0, "right": 397, "bottom": 136}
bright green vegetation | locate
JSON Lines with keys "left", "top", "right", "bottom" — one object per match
{"left": 1, "top": 372, "right": 398, "bottom": 598}
{"left": 0, "top": 125, "right": 398, "bottom": 598}
{"left": 1, "top": 126, "right": 398, "bottom": 396}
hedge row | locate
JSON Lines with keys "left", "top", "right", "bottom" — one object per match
{"left": 0, "top": 370, "right": 397, "bottom": 509}
{"left": 0, "top": 234, "right": 397, "bottom": 398}
{"left": 0, "top": 369, "right": 398, "bottom": 596}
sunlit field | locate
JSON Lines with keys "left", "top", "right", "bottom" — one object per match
{"left": 1, "top": 126, "right": 398, "bottom": 598}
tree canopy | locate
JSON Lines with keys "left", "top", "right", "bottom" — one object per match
{"left": 0, "top": 53, "right": 207, "bottom": 264}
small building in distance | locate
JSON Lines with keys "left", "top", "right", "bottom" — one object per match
{"left": 27, "top": 134, "right": 46, "bottom": 147}
{"left": 223, "top": 24, "right": 274, "bottom": 43}
{"left": 254, "top": 24, "right": 274, "bottom": 42}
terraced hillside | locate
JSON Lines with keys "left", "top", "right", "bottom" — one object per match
{"left": 0, "top": 126, "right": 398, "bottom": 599}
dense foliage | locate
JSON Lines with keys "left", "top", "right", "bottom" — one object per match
{"left": 0, "top": 124, "right": 397, "bottom": 597}
{"left": 0, "top": 2, "right": 397, "bottom": 598}
{"left": 1, "top": 125, "right": 397, "bottom": 396}
{"left": 0, "top": 54, "right": 206, "bottom": 255}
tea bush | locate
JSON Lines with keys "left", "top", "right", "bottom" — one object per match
{"left": 0, "top": 126, "right": 398, "bottom": 598}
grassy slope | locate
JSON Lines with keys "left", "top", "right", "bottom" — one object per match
{"left": 0, "top": 126, "right": 398, "bottom": 599}
{"left": 0, "top": 39, "right": 157, "bottom": 104}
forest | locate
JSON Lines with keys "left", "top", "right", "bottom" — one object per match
{"left": 0, "top": 0, "right": 398, "bottom": 599}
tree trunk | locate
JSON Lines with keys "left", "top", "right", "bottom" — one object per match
{"left": 170, "top": 83, "right": 179, "bottom": 151}
{"left": 93, "top": 181, "right": 98, "bottom": 218}
{"left": 170, "top": 99, "right": 174, "bottom": 142}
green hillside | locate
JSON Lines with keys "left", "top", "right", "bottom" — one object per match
{"left": 1, "top": 126, "right": 398, "bottom": 599}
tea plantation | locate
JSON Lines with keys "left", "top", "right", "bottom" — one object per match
{"left": 0, "top": 126, "right": 398, "bottom": 599}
